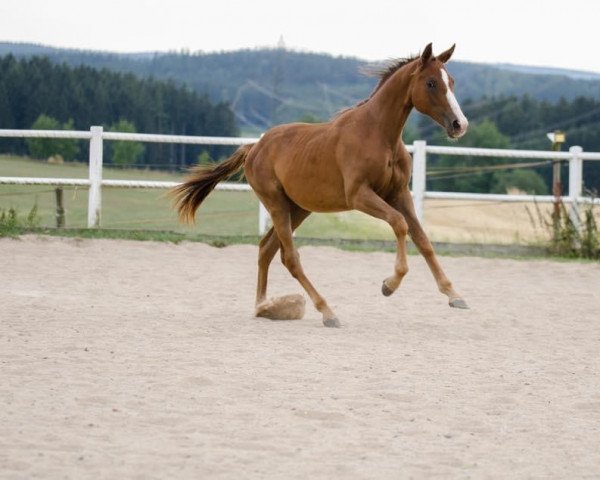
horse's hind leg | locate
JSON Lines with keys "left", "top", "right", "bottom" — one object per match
{"left": 255, "top": 227, "right": 278, "bottom": 308}
{"left": 258, "top": 192, "right": 340, "bottom": 328}
{"left": 255, "top": 204, "right": 311, "bottom": 308}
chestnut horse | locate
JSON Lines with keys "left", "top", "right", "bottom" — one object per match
{"left": 172, "top": 43, "right": 469, "bottom": 327}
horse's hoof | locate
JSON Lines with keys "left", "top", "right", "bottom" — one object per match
{"left": 323, "top": 317, "right": 341, "bottom": 328}
{"left": 381, "top": 281, "right": 394, "bottom": 297}
{"left": 449, "top": 298, "right": 469, "bottom": 309}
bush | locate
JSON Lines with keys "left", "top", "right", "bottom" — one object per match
{"left": 108, "top": 120, "right": 144, "bottom": 166}
{"left": 580, "top": 196, "right": 599, "bottom": 259}
{"left": 528, "top": 193, "right": 599, "bottom": 259}
{"left": 491, "top": 169, "right": 548, "bottom": 195}
{"left": 26, "top": 114, "right": 80, "bottom": 161}
{"left": 0, "top": 204, "right": 41, "bottom": 237}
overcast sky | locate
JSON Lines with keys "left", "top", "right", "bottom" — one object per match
{"left": 1, "top": 0, "right": 599, "bottom": 73}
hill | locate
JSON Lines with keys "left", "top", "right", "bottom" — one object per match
{"left": 3, "top": 42, "right": 600, "bottom": 133}
{"left": 2, "top": 42, "right": 600, "bottom": 192}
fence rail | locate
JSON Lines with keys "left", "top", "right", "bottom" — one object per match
{"left": 1, "top": 126, "right": 599, "bottom": 235}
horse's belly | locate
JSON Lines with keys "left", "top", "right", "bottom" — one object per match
{"left": 283, "top": 181, "right": 348, "bottom": 213}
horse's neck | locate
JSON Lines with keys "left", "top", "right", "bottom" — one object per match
{"left": 366, "top": 63, "right": 415, "bottom": 146}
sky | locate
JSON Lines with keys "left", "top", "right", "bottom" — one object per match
{"left": 1, "top": 0, "right": 599, "bottom": 73}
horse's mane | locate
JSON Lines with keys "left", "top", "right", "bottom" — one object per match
{"left": 335, "top": 56, "right": 418, "bottom": 117}
{"left": 368, "top": 56, "right": 419, "bottom": 95}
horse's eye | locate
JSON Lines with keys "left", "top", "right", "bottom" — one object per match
{"left": 426, "top": 79, "right": 436, "bottom": 89}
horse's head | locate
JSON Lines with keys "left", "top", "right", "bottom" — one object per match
{"left": 411, "top": 43, "right": 468, "bottom": 139}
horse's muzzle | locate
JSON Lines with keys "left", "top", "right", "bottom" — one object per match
{"left": 447, "top": 117, "right": 468, "bottom": 139}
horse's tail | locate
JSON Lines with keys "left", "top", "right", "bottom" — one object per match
{"left": 170, "top": 143, "right": 254, "bottom": 224}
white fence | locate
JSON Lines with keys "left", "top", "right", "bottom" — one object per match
{"left": 1, "top": 126, "right": 600, "bottom": 235}
{"left": 0, "top": 127, "right": 263, "bottom": 229}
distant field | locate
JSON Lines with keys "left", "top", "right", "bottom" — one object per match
{"left": 0, "top": 154, "right": 578, "bottom": 245}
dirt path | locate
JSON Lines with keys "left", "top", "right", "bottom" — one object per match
{"left": 1, "top": 236, "right": 599, "bottom": 478}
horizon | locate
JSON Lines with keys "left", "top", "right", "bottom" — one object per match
{"left": 3, "top": 40, "right": 600, "bottom": 80}
{"left": 1, "top": 0, "right": 599, "bottom": 74}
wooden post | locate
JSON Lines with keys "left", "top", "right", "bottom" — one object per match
{"left": 568, "top": 145, "right": 583, "bottom": 229}
{"left": 552, "top": 157, "right": 562, "bottom": 234}
{"left": 55, "top": 187, "right": 65, "bottom": 228}
{"left": 548, "top": 131, "right": 565, "bottom": 241}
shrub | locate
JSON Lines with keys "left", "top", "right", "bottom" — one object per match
{"left": 26, "top": 115, "right": 80, "bottom": 161}
{"left": 0, "top": 203, "right": 41, "bottom": 237}
{"left": 528, "top": 192, "right": 599, "bottom": 259}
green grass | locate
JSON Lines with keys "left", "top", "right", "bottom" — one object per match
{"left": 0, "top": 154, "right": 395, "bottom": 240}
{"left": 3, "top": 155, "right": 588, "bottom": 260}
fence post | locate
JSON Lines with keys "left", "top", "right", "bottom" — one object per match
{"left": 568, "top": 145, "right": 583, "bottom": 229}
{"left": 412, "top": 140, "right": 427, "bottom": 224}
{"left": 258, "top": 201, "right": 271, "bottom": 236}
{"left": 55, "top": 187, "right": 65, "bottom": 228}
{"left": 87, "top": 126, "right": 103, "bottom": 228}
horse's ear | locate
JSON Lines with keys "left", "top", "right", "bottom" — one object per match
{"left": 437, "top": 44, "right": 456, "bottom": 63}
{"left": 419, "top": 43, "right": 433, "bottom": 69}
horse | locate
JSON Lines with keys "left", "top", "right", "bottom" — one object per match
{"left": 171, "top": 43, "right": 469, "bottom": 328}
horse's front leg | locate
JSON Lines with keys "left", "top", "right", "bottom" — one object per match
{"left": 391, "top": 190, "right": 468, "bottom": 309}
{"left": 351, "top": 186, "right": 410, "bottom": 296}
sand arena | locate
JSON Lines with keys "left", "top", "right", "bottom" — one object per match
{"left": 1, "top": 236, "right": 599, "bottom": 478}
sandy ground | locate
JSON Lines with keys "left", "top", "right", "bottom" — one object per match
{"left": 1, "top": 236, "right": 600, "bottom": 479}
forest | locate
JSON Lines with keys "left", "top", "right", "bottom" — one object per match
{"left": 0, "top": 55, "right": 238, "bottom": 169}
{"left": 3, "top": 43, "right": 600, "bottom": 131}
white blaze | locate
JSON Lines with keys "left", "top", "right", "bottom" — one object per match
{"left": 441, "top": 69, "right": 468, "bottom": 133}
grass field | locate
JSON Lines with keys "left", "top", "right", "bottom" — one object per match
{"left": 0, "top": 154, "right": 581, "bottom": 245}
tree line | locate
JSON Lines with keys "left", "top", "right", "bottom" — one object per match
{"left": 0, "top": 55, "right": 238, "bottom": 169}
{"left": 411, "top": 95, "right": 600, "bottom": 194}
{"left": 4, "top": 44, "right": 600, "bottom": 133}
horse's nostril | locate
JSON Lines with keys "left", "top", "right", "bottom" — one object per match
{"left": 452, "top": 119, "right": 461, "bottom": 131}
